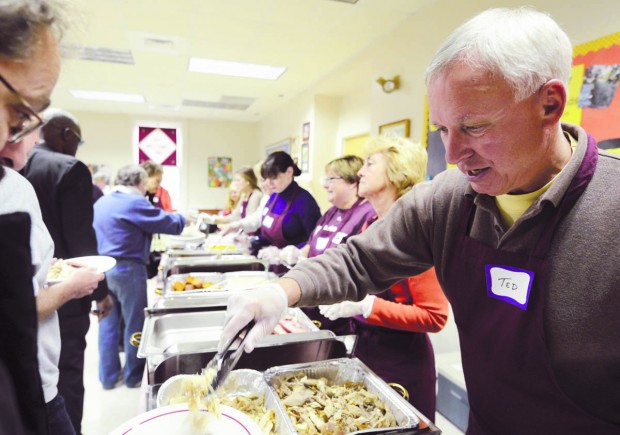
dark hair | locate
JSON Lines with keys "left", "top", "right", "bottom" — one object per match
{"left": 0, "top": 0, "right": 64, "bottom": 60}
{"left": 261, "top": 151, "right": 301, "bottom": 179}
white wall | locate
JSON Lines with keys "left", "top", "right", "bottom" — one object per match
{"left": 74, "top": 111, "right": 259, "bottom": 210}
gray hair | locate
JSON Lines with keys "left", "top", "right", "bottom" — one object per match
{"left": 425, "top": 7, "right": 573, "bottom": 101}
{"left": 114, "top": 165, "right": 147, "bottom": 188}
{"left": 0, "top": 0, "right": 66, "bottom": 60}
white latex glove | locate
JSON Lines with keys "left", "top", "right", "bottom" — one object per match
{"left": 220, "top": 221, "right": 241, "bottom": 236}
{"left": 220, "top": 283, "right": 288, "bottom": 353}
{"left": 233, "top": 233, "right": 251, "bottom": 251}
{"left": 279, "top": 245, "right": 303, "bottom": 266}
{"left": 257, "top": 246, "right": 282, "bottom": 265}
{"left": 200, "top": 213, "right": 217, "bottom": 225}
{"left": 319, "top": 295, "right": 376, "bottom": 320}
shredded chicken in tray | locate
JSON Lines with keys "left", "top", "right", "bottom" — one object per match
{"left": 275, "top": 374, "right": 397, "bottom": 434}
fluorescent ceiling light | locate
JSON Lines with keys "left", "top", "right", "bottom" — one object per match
{"left": 70, "top": 89, "right": 145, "bottom": 103}
{"left": 189, "top": 57, "right": 286, "bottom": 80}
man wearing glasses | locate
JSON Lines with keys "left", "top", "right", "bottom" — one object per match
{"left": 0, "top": 2, "right": 105, "bottom": 435}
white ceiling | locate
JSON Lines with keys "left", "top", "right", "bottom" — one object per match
{"left": 52, "top": 0, "right": 433, "bottom": 122}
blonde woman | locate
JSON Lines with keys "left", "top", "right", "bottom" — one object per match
{"left": 320, "top": 136, "right": 448, "bottom": 421}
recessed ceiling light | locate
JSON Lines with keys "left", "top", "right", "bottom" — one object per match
{"left": 69, "top": 90, "right": 145, "bottom": 103}
{"left": 188, "top": 57, "right": 286, "bottom": 80}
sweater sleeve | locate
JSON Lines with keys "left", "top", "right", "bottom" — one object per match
{"left": 365, "top": 267, "right": 448, "bottom": 333}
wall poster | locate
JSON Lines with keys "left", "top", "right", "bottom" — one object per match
{"left": 207, "top": 156, "right": 232, "bottom": 188}
{"left": 138, "top": 126, "right": 178, "bottom": 165}
{"left": 563, "top": 31, "right": 620, "bottom": 154}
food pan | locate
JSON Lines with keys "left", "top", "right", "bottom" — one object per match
{"left": 164, "top": 255, "right": 267, "bottom": 276}
{"left": 263, "top": 358, "right": 421, "bottom": 434}
{"left": 138, "top": 308, "right": 334, "bottom": 375}
{"left": 155, "top": 271, "right": 278, "bottom": 311}
{"left": 157, "top": 369, "right": 290, "bottom": 435}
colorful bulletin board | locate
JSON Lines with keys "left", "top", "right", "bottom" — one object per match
{"left": 207, "top": 157, "right": 232, "bottom": 188}
{"left": 562, "top": 32, "right": 620, "bottom": 154}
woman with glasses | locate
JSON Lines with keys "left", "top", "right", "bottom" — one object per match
{"left": 255, "top": 151, "right": 320, "bottom": 272}
{"left": 318, "top": 135, "right": 448, "bottom": 421}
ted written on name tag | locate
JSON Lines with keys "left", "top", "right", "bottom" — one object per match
{"left": 485, "top": 264, "right": 534, "bottom": 310}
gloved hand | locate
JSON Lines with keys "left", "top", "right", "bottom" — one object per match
{"left": 319, "top": 295, "right": 376, "bottom": 320}
{"left": 200, "top": 213, "right": 217, "bottom": 225}
{"left": 233, "top": 232, "right": 251, "bottom": 251}
{"left": 220, "top": 221, "right": 241, "bottom": 236}
{"left": 257, "top": 246, "right": 282, "bottom": 265}
{"left": 279, "top": 245, "right": 304, "bottom": 266}
{"left": 220, "top": 283, "right": 288, "bottom": 353}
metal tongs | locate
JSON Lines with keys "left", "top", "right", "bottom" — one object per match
{"left": 206, "top": 320, "right": 255, "bottom": 392}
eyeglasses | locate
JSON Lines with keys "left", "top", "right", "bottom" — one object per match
{"left": 0, "top": 73, "right": 45, "bottom": 144}
{"left": 66, "top": 127, "right": 84, "bottom": 146}
{"left": 321, "top": 176, "right": 343, "bottom": 185}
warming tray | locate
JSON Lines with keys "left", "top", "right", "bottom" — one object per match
{"left": 164, "top": 255, "right": 267, "bottom": 276}
{"left": 138, "top": 308, "right": 331, "bottom": 374}
{"left": 263, "top": 358, "right": 423, "bottom": 434}
{"left": 162, "top": 270, "right": 277, "bottom": 299}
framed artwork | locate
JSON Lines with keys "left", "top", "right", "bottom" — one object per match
{"left": 302, "top": 122, "right": 311, "bottom": 141}
{"left": 207, "top": 156, "right": 232, "bottom": 188}
{"left": 265, "top": 138, "right": 291, "bottom": 156}
{"left": 300, "top": 142, "right": 309, "bottom": 173}
{"left": 379, "top": 119, "right": 411, "bottom": 138}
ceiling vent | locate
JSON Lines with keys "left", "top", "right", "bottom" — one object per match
{"left": 182, "top": 95, "right": 255, "bottom": 111}
{"left": 61, "top": 44, "right": 134, "bottom": 65}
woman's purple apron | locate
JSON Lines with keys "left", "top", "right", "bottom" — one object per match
{"left": 304, "top": 198, "right": 368, "bottom": 336}
{"left": 442, "top": 135, "right": 617, "bottom": 433}
{"left": 352, "top": 280, "right": 437, "bottom": 422}
{"left": 261, "top": 185, "right": 299, "bottom": 275}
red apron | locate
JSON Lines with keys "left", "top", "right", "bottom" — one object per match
{"left": 442, "top": 135, "right": 617, "bottom": 433}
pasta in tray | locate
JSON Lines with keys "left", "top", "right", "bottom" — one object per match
{"left": 166, "top": 369, "right": 276, "bottom": 434}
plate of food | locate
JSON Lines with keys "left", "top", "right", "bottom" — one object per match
{"left": 110, "top": 403, "right": 262, "bottom": 435}
{"left": 46, "top": 256, "right": 116, "bottom": 284}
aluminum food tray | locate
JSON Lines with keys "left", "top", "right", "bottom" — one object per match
{"left": 157, "top": 369, "right": 290, "bottom": 435}
{"left": 138, "top": 308, "right": 330, "bottom": 374}
{"left": 263, "top": 358, "right": 421, "bottom": 434}
{"left": 155, "top": 271, "right": 278, "bottom": 310}
{"left": 164, "top": 255, "right": 267, "bottom": 276}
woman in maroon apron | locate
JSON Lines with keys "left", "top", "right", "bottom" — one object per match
{"left": 258, "top": 151, "right": 321, "bottom": 274}
{"left": 319, "top": 136, "right": 449, "bottom": 422}
{"left": 274, "top": 155, "right": 376, "bottom": 335}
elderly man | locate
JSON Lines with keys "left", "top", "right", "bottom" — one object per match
{"left": 0, "top": 2, "right": 105, "bottom": 434}
{"left": 20, "top": 108, "right": 113, "bottom": 434}
{"left": 94, "top": 165, "right": 185, "bottom": 390}
{"left": 221, "top": 7, "right": 620, "bottom": 434}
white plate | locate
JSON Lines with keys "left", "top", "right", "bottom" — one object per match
{"left": 47, "top": 256, "right": 116, "bottom": 284}
{"left": 110, "top": 404, "right": 262, "bottom": 435}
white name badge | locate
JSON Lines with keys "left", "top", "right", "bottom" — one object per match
{"left": 485, "top": 264, "right": 534, "bottom": 310}
{"left": 332, "top": 231, "right": 347, "bottom": 245}
{"left": 314, "top": 236, "right": 329, "bottom": 251}
{"left": 262, "top": 215, "right": 274, "bottom": 229}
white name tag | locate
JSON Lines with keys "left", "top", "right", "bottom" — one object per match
{"left": 262, "top": 215, "right": 274, "bottom": 229}
{"left": 332, "top": 231, "right": 347, "bottom": 245}
{"left": 485, "top": 264, "right": 534, "bottom": 310}
{"left": 314, "top": 236, "right": 329, "bottom": 251}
